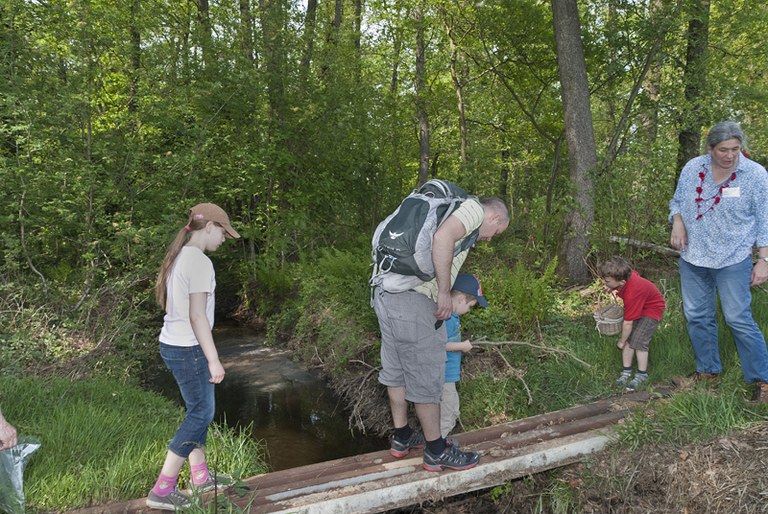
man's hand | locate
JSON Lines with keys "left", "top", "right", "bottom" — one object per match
{"left": 435, "top": 290, "right": 453, "bottom": 320}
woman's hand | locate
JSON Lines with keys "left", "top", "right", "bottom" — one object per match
{"left": 751, "top": 259, "right": 768, "bottom": 287}
{"left": 670, "top": 215, "right": 687, "bottom": 251}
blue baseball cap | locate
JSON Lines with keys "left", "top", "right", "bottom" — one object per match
{"left": 452, "top": 273, "right": 489, "bottom": 307}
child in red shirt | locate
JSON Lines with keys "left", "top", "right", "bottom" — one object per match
{"left": 599, "top": 256, "right": 666, "bottom": 390}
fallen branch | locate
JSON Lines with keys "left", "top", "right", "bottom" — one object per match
{"left": 609, "top": 235, "right": 679, "bottom": 256}
{"left": 473, "top": 340, "right": 591, "bottom": 368}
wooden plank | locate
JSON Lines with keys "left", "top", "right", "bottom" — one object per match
{"left": 263, "top": 429, "right": 615, "bottom": 513}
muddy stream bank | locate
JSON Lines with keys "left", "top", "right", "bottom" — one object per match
{"left": 150, "top": 324, "right": 388, "bottom": 471}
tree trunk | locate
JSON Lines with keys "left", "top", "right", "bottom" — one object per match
{"left": 676, "top": 0, "right": 710, "bottom": 184}
{"left": 239, "top": 0, "right": 256, "bottom": 65}
{"left": 299, "top": 0, "right": 318, "bottom": 83}
{"left": 551, "top": 0, "right": 596, "bottom": 284}
{"left": 500, "top": 149, "right": 510, "bottom": 205}
{"left": 258, "top": 0, "right": 286, "bottom": 122}
{"left": 196, "top": 0, "right": 216, "bottom": 72}
{"left": 443, "top": 16, "right": 467, "bottom": 165}
{"left": 128, "top": 0, "right": 141, "bottom": 115}
{"left": 415, "top": 4, "right": 430, "bottom": 187}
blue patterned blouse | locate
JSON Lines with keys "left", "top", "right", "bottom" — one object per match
{"left": 669, "top": 154, "right": 768, "bottom": 269}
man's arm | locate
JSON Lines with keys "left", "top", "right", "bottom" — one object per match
{"left": 432, "top": 216, "right": 467, "bottom": 320}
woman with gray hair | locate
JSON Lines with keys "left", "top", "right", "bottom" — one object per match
{"left": 669, "top": 121, "right": 768, "bottom": 402}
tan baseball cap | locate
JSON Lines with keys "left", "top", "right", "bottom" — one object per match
{"left": 189, "top": 203, "right": 241, "bottom": 239}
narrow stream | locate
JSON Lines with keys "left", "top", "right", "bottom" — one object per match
{"left": 151, "top": 325, "right": 388, "bottom": 471}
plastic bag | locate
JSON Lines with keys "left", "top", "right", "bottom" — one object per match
{"left": 0, "top": 437, "right": 41, "bottom": 514}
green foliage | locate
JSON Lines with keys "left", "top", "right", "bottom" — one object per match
{"left": 0, "top": 276, "right": 156, "bottom": 380}
{"left": 0, "top": 375, "right": 266, "bottom": 510}
{"left": 265, "top": 247, "right": 379, "bottom": 369}
{"left": 462, "top": 259, "right": 559, "bottom": 339}
{"left": 590, "top": 148, "right": 677, "bottom": 259}
{"left": 460, "top": 371, "right": 530, "bottom": 426}
{"left": 538, "top": 479, "right": 580, "bottom": 514}
{"left": 618, "top": 386, "right": 762, "bottom": 450}
{"left": 240, "top": 260, "right": 297, "bottom": 323}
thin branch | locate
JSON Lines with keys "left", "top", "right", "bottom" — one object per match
{"left": 474, "top": 340, "right": 591, "bottom": 368}
{"left": 18, "top": 188, "right": 48, "bottom": 298}
{"left": 494, "top": 347, "right": 533, "bottom": 405}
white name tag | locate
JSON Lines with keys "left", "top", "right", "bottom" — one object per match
{"left": 722, "top": 187, "right": 740, "bottom": 198}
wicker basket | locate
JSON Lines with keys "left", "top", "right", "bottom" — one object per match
{"left": 593, "top": 303, "right": 624, "bottom": 336}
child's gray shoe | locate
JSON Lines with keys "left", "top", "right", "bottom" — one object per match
{"left": 147, "top": 488, "right": 191, "bottom": 510}
{"left": 626, "top": 373, "right": 649, "bottom": 390}
{"left": 616, "top": 370, "right": 632, "bottom": 387}
{"left": 190, "top": 473, "right": 235, "bottom": 493}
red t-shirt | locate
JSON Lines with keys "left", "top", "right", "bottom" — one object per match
{"left": 616, "top": 270, "right": 665, "bottom": 321}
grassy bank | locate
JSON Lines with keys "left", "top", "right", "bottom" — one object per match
{"left": 455, "top": 268, "right": 768, "bottom": 438}
{"left": 3, "top": 248, "right": 768, "bottom": 512}
{"left": 273, "top": 248, "right": 768, "bottom": 512}
{"left": 0, "top": 375, "right": 267, "bottom": 511}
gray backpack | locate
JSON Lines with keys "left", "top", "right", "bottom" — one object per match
{"left": 370, "top": 179, "right": 480, "bottom": 293}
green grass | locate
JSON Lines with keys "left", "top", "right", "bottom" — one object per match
{"left": 0, "top": 376, "right": 267, "bottom": 511}
{"left": 459, "top": 273, "right": 768, "bottom": 445}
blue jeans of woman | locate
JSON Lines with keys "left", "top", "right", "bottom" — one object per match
{"left": 679, "top": 257, "right": 768, "bottom": 383}
{"left": 160, "top": 343, "right": 215, "bottom": 458}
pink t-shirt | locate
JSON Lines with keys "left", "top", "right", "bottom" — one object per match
{"left": 617, "top": 270, "right": 665, "bottom": 321}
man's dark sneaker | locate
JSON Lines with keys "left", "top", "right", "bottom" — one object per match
{"left": 146, "top": 488, "right": 191, "bottom": 511}
{"left": 750, "top": 382, "right": 768, "bottom": 403}
{"left": 672, "top": 371, "right": 719, "bottom": 388}
{"left": 422, "top": 444, "right": 480, "bottom": 472}
{"left": 390, "top": 429, "right": 425, "bottom": 458}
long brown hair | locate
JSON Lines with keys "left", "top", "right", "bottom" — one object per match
{"left": 154, "top": 218, "right": 208, "bottom": 309}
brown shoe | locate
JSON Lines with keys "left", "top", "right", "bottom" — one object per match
{"left": 672, "top": 371, "right": 719, "bottom": 388}
{"left": 750, "top": 382, "right": 768, "bottom": 403}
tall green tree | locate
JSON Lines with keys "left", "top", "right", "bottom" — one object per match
{"left": 551, "top": 0, "right": 596, "bottom": 284}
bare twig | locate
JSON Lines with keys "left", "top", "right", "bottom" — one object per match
{"left": 494, "top": 348, "right": 532, "bottom": 405}
{"left": 474, "top": 340, "right": 591, "bottom": 368}
{"left": 18, "top": 188, "right": 48, "bottom": 298}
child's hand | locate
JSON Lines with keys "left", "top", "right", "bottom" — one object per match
{"left": 461, "top": 340, "right": 473, "bottom": 353}
{"left": 616, "top": 340, "right": 627, "bottom": 350}
{"left": 208, "top": 360, "right": 225, "bottom": 383}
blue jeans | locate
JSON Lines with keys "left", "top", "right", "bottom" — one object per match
{"left": 679, "top": 257, "right": 768, "bottom": 383}
{"left": 160, "top": 343, "right": 215, "bottom": 458}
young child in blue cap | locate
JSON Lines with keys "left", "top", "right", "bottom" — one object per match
{"left": 439, "top": 273, "right": 488, "bottom": 442}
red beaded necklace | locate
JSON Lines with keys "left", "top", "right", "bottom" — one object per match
{"left": 695, "top": 163, "right": 736, "bottom": 220}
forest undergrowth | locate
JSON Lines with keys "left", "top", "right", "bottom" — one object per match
{"left": 2, "top": 247, "right": 768, "bottom": 512}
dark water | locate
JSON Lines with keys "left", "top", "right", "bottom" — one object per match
{"left": 152, "top": 325, "right": 388, "bottom": 471}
